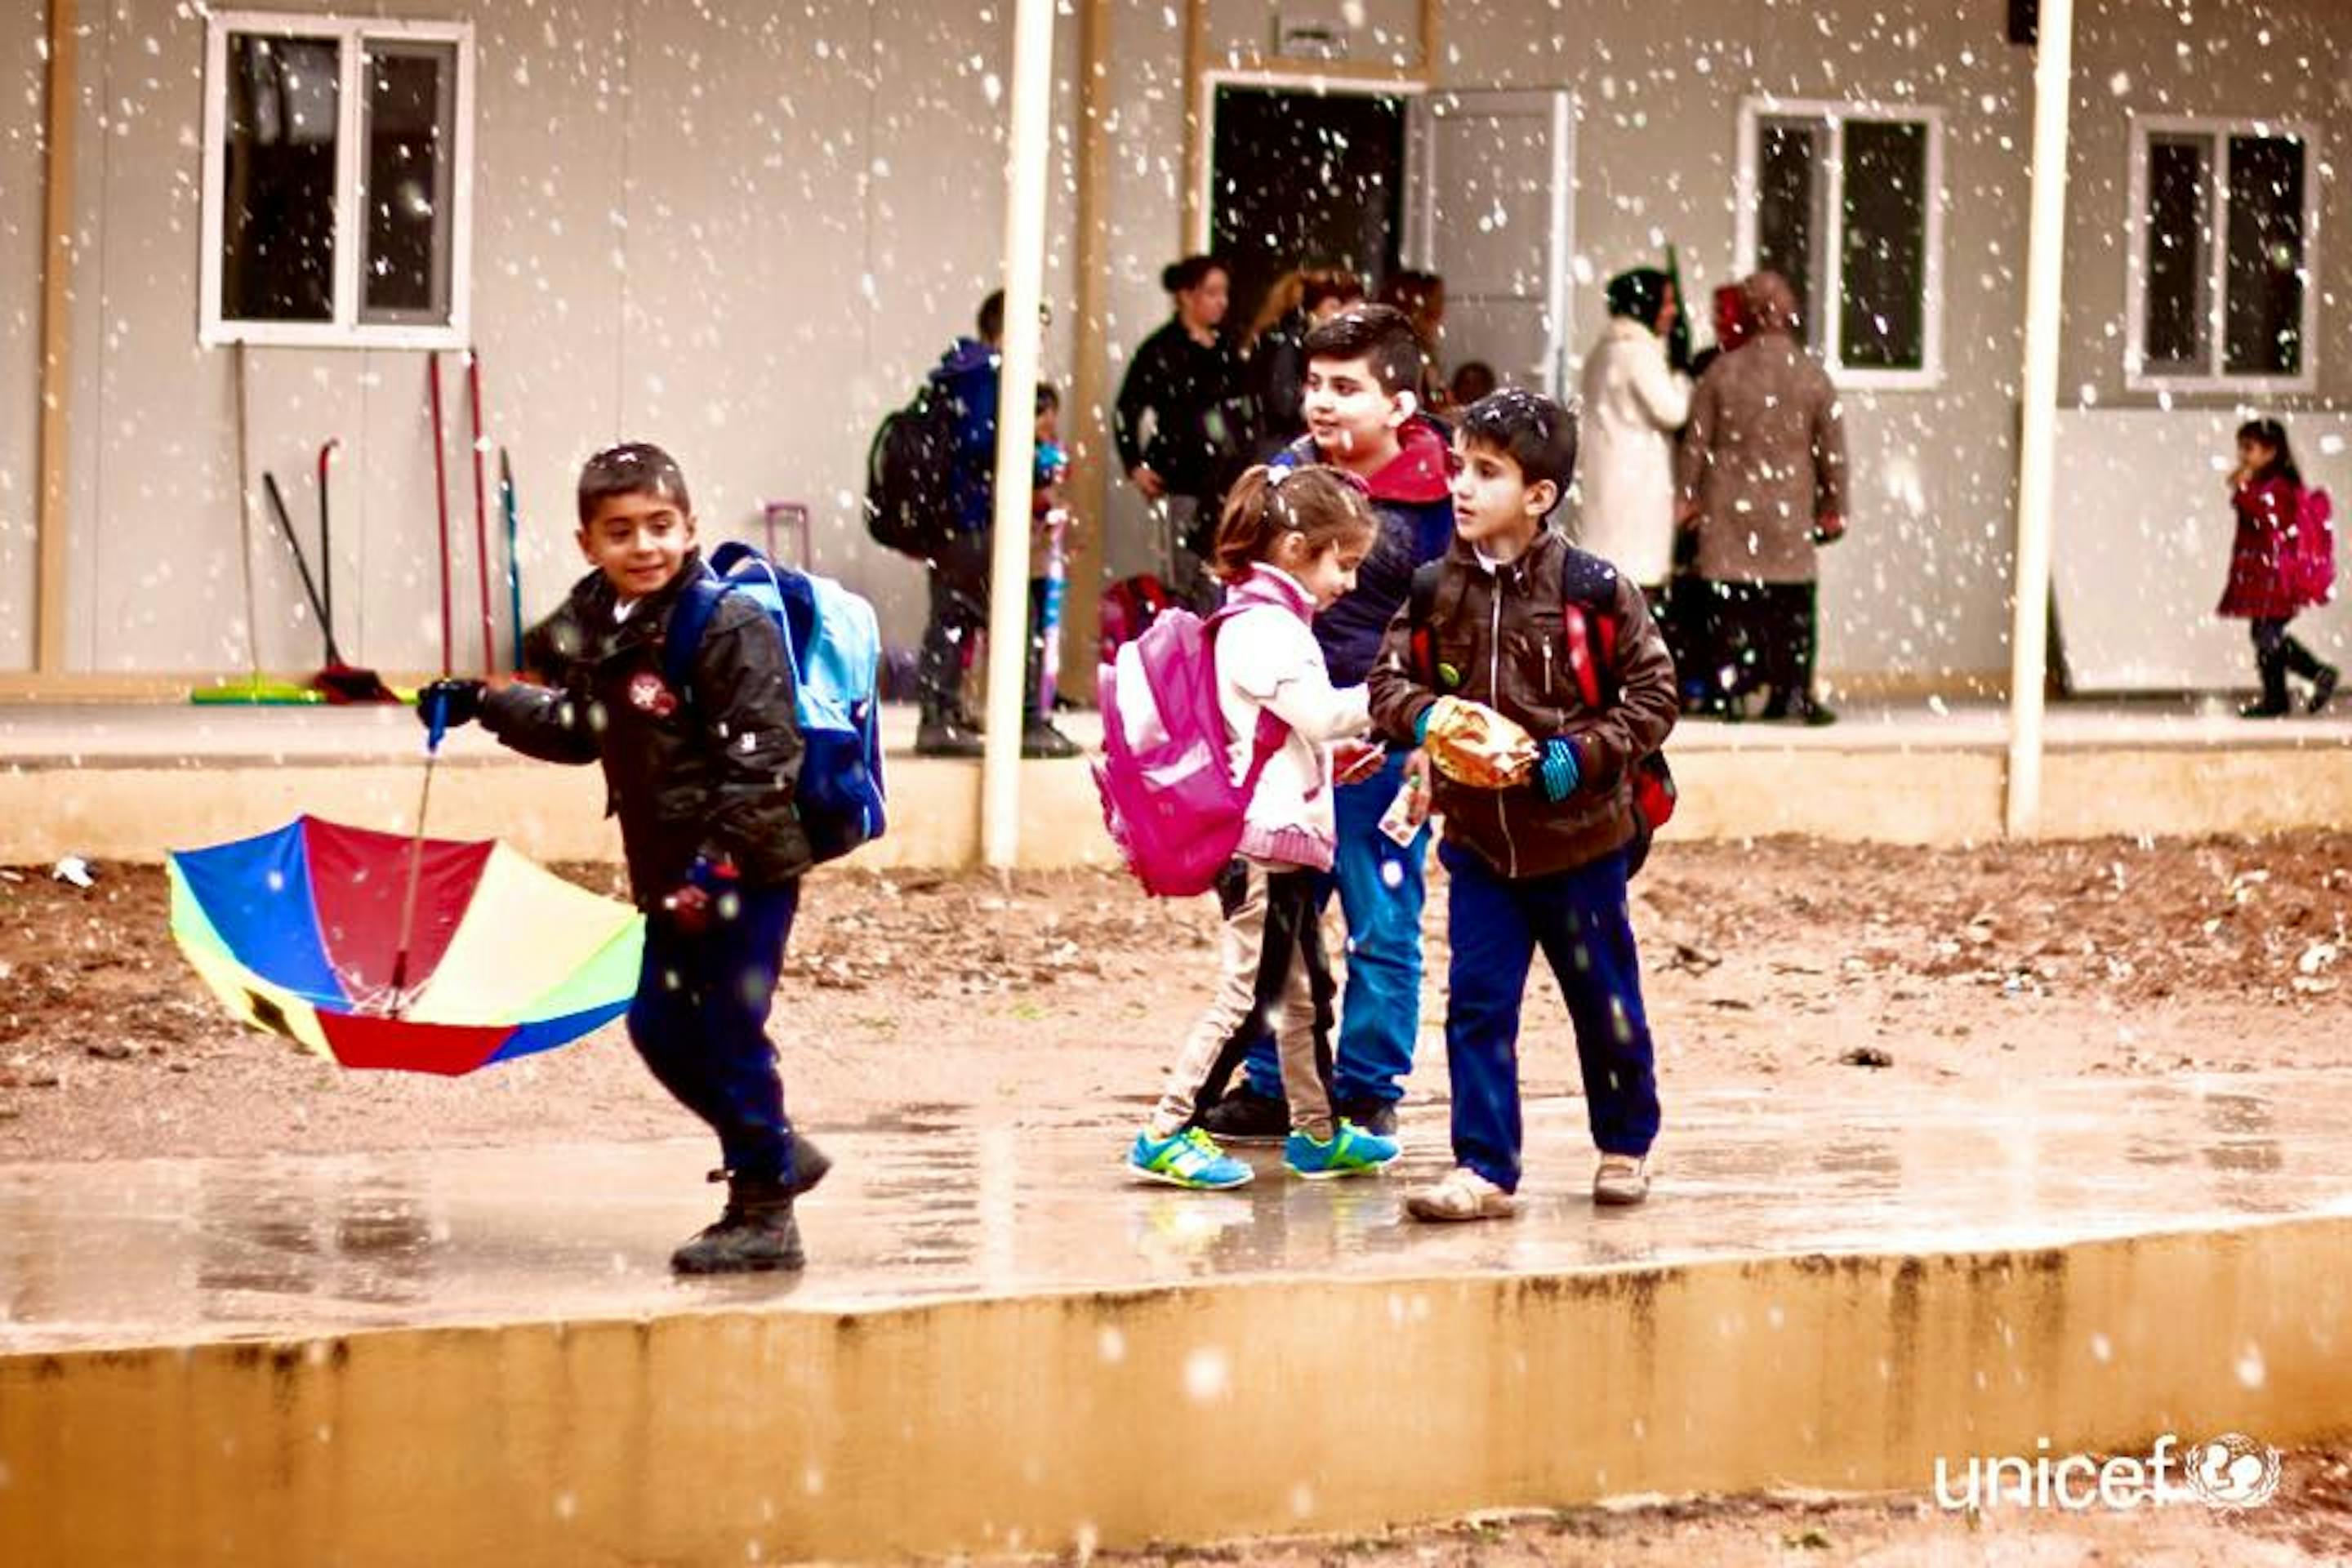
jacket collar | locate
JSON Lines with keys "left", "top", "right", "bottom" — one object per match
{"left": 1225, "top": 562, "right": 1316, "bottom": 624}
{"left": 1445, "top": 523, "right": 1562, "bottom": 582}
{"left": 1603, "top": 316, "right": 1662, "bottom": 347}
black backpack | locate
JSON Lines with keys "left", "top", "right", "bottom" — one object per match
{"left": 863, "top": 383, "right": 962, "bottom": 558}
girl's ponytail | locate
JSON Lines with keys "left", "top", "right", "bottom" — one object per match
{"left": 1211, "top": 465, "right": 1376, "bottom": 584}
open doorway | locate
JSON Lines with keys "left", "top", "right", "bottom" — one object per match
{"left": 1206, "top": 82, "right": 1409, "bottom": 332}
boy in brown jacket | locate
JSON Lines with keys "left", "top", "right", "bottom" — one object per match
{"left": 1368, "top": 390, "right": 1678, "bottom": 1217}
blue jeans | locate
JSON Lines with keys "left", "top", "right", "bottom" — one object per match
{"left": 1242, "top": 751, "right": 1428, "bottom": 1107}
{"left": 1441, "top": 841, "right": 1659, "bottom": 1192}
{"left": 627, "top": 880, "right": 804, "bottom": 1183}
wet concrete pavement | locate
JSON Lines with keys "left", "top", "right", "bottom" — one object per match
{"left": 6, "top": 1071, "right": 2349, "bottom": 1353}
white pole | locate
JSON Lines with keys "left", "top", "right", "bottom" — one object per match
{"left": 2004, "top": 0, "right": 2075, "bottom": 839}
{"left": 980, "top": 0, "right": 1057, "bottom": 871}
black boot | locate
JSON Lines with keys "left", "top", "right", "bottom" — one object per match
{"left": 1021, "top": 714, "right": 1080, "bottom": 758}
{"left": 2278, "top": 637, "right": 2337, "bottom": 715}
{"left": 2239, "top": 652, "right": 2292, "bottom": 718}
{"left": 2310, "top": 662, "right": 2341, "bottom": 715}
{"left": 671, "top": 1173, "right": 804, "bottom": 1275}
{"left": 915, "top": 705, "right": 985, "bottom": 758}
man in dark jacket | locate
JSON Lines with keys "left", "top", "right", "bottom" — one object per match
{"left": 919, "top": 292, "right": 1078, "bottom": 759}
{"left": 1369, "top": 390, "right": 1676, "bottom": 1217}
{"left": 420, "top": 443, "right": 829, "bottom": 1276}
{"left": 1202, "top": 305, "right": 1454, "bottom": 1143}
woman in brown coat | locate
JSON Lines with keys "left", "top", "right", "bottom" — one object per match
{"left": 1676, "top": 272, "right": 1848, "bottom": 724}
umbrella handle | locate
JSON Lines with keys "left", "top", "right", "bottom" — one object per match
{"left": 388, "top": 737, "right": 443, "bottom": 1014}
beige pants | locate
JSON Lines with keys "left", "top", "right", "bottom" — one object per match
{"left": 1150, "top": 862, "right": 1336, "bottom": 1142}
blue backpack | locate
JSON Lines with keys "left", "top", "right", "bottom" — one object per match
{"left": 662, "top": 541, "right": 887, "bottom": 864}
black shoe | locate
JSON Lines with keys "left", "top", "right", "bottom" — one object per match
{"left": 1334, "top": 1097, "right": 1399, "bottom": 1138}
{"left": 671, "top": 1174, "right": 804, "bottom": 1275}
{"left": 1020, "top": 718, "right": 1081, "bottom": 759}
{"left": 2310, "top": 665, "right": 2340, "bottom": 715}
{"left": 1198, "top": 1087, "right": 1290, "bottom": 1146}
{"left": 915, "top": 716, "right": 986, "bottom": 758}
{"left": 2238, "top": 699, "right": 2292, "bottom": 719}
{"left": 1795, "top": 696, "right": 1838, "bottom": 727}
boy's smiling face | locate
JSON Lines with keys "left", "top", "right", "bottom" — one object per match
{"left": 579, "top": 489, "right": 696, "bottom": 601}
{"left": 1302, "top": 352, "right": 1408, "bottom": 468}
{"left": 1450, "top": 435, "right": 1556, "bottom": 555}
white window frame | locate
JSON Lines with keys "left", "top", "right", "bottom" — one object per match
{"left": 2123, "top": 113, "right": 2320, "bottom": 396}
{"left": 199, "top": 11, "right": 475, "bottom": 350}
{"left": 1734, "top": 97, "right": 1947, "bottom": 392}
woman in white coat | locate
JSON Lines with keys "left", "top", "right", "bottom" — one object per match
{"left": 1575, "top": 269, "right": 1690, "bottom": 595}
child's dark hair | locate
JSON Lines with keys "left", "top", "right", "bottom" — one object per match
{"left": 577, "top": 442, "right": 692, "bottom": 524}
{"left": 1161, "top": 254, "right": 1227, "bottom": 294}
{"left": 978, "top": 289, "right": 1006, "bottom": 343}
{"left": 1459, "top": 390, "right": 1579, "bottom": 510}
{"left": 1301, "top": 304, "right": 1426, "bottom": 399}
{"left": 1212, "top": 465, "right": 1377, "bottom": 584}
{"left": 1036, "top": 381, "right": 1061, "bottom": 414}
{"left": 2238, "top": 416, "right": 2301, "bottom": 487}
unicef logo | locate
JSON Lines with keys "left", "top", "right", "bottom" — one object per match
{"left": 2184, "top": 1432, "right": 2282, "bottom": 1509}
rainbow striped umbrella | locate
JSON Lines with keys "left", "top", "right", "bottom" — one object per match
{"left": 169, "top": 816, "right": 644, "bottom": 1075}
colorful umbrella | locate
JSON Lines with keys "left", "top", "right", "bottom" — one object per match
{"left": 169, "top": 816, "right": 644, "bottom": 1076}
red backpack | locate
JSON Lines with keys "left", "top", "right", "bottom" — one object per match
{"left": 1407, "top": 556, "right": 1677, "bottom": 875}
{"left": 2291, "top": 487, "right": 2336, "bottom": 607}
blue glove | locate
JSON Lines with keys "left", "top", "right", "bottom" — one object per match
{"left": 1413, "top": 705, "right": 1434, "bottom": 745}
{"left": 1539, "top": 737, "right": 1581, "bottom": 803}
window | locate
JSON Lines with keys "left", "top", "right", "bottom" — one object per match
{"left": 1736, "top": 101, "right": 1945, "bottom": 389}
{"left": 2127, "top": 116, "right": 2318, "bottom": 393}
{"left": 200, "top": 14, "right": 474, "bottom": 347}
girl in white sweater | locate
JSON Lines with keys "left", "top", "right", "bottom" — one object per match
{"left": 1127, "top": 466, "right": 1405, "bottom": 1191}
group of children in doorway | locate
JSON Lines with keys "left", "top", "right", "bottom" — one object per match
{"left": 412, "top": 301, "right": 2332, "bottom": 1276}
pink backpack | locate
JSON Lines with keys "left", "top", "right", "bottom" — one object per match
{"left": 2292, "top": 487, "right": 2336, "bottom": 606}
{"left": 1094, "top": 605, "right": 1285, "bottom": 898}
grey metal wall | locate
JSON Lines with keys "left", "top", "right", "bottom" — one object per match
{"left": 38, "top": 0, "right": 1076, "bottom": 675}
{"left": 0, "top": 15, "right": 42, "bottom": 670}
{"left": 11, "top": 0, "right": 2344, "bottom": 682}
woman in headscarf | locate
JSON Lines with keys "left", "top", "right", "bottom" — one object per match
{"left": 1575, "top": 266, "right": 1691, "bottom": 598}
{"left": 1677, "top": 271, "right": 1849, "bottom": 724}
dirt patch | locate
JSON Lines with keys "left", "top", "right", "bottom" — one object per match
{"left": 1067, "top": 1442, "right": 2352, "bottom": 1565}
{"left": 0, "top": 832, "right": 2344, "bottom": 1160}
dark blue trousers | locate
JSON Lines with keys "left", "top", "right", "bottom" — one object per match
{"left": 627, "top": 881, "right": 802, "bottom": 1184}
{"left": 1441, "top": 841, "right": 1659, "bottom": 1192}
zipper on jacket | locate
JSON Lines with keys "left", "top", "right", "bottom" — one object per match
{"left": 1490, "top": 568, "right": 1520, "bottom": 880}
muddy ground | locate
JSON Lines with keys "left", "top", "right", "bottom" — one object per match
{"left": 2, "top": 831, "right": 2347, "bottom": 1565}
{"left": 1, "top": 832, "right": 2343, "bottom": 1160}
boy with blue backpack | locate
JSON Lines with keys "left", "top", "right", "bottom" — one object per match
{"left": 421, "top": 442, "right": 882, "bottom": 1273}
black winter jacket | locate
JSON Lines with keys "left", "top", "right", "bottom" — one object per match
{"left": 481, "top": 554, "right": 811, "bottom": 906}
{"left": 1112, "top": 318, "right": 1246, "bottom": 500}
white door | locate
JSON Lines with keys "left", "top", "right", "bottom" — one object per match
{"left": 1406, "top": 89, "right": 1575, "bottom": 399}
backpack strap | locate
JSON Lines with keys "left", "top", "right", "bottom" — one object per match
{"left": 1407, "top": 559, "right": 1444, "bottom": 685}
{"left": 1557, "top": 549, "right": 1624, "bottom": 711}
{"left": 661, "top": 562, "right": 728, "bottom": 698}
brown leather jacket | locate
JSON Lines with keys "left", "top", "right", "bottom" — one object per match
{"left": 1368, "top": 529, "right": 1678, "bottom": 880}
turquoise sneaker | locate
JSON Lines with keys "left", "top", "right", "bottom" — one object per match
{"left": 1129, "top": 1127, "right": 1254, "bottom": 1191}
{"left": 1284, "top": 1121, "right": 1401, "bottom": 1179}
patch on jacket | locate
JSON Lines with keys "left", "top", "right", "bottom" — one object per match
{"left": 626, "top": 670, "right": 679, "bottom": 719}
{"left": 1437, "top": 661, "right": 1463, "bottom": 690}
